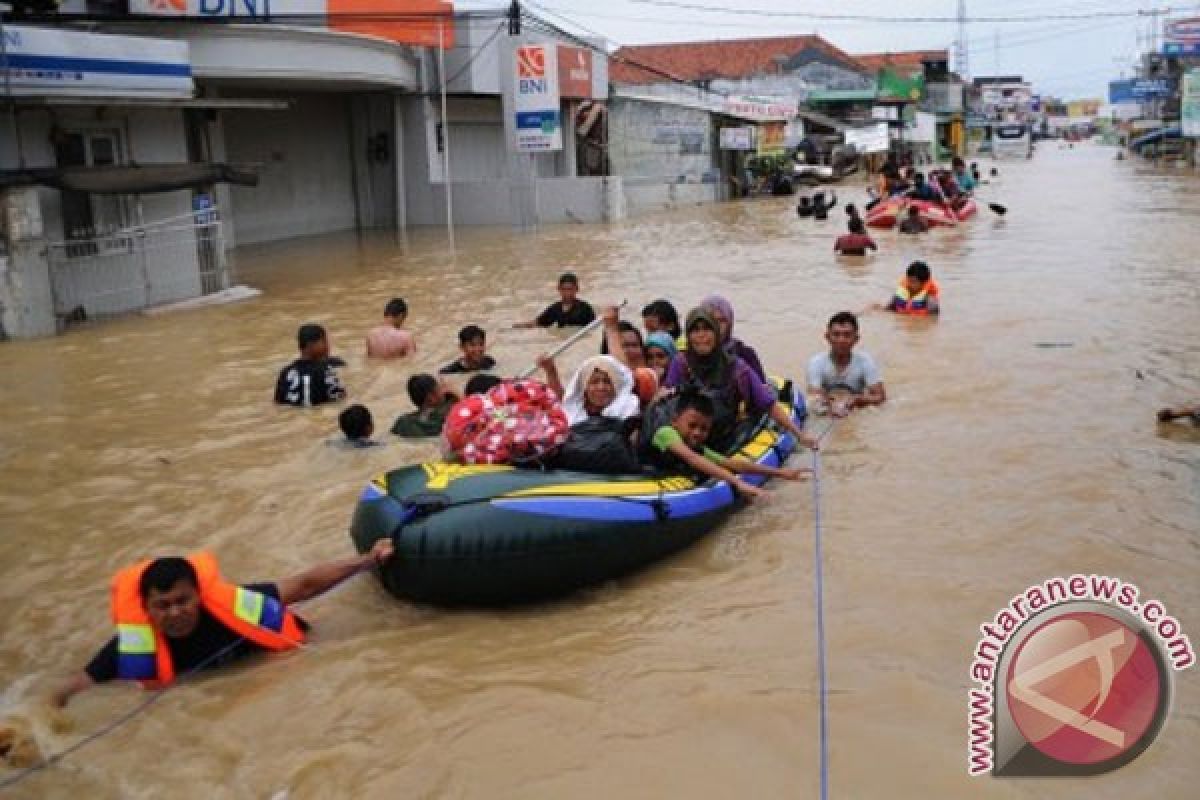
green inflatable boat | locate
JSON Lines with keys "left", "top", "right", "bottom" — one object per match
{"left": 350, "top": 380, "right": 807, "bottom": 605}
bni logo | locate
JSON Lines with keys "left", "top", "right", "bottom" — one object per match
{"left": 517, "top": 46, "right": 546, "bottom": 79}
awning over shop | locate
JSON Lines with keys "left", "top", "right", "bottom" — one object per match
{"left": 796, "top": 108, "right": 848, "bottom": 132}
{"left": 1131, "top": 126, "right": 1181, "bottom": 149}
{"left": 0, "top": 163, "right": 259, "bottom": 194}
{"left": 806, "top": 88, "right": 879, "bottom": 104}
{"left": 13, "top": 96, "right": 290, "bottom": 111}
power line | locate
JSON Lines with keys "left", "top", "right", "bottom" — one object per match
{"left": 625, "top": 0, "right": 1200, "bottom": 24}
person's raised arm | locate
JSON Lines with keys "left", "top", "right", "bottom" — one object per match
{"left": 276, "top": 539, "right": 394, "bottom": 606}
{"left": 601, "top": 306, "right": 631, "bottom": 369}
{"left": 536, "top": 353, "right": 564, "bottom": 397}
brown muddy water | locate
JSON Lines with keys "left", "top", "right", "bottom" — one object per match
{"left": 1, "top": 143, "right": 1198, "bottom": 798}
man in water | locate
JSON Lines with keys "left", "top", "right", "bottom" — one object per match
{"left": 514, "top": 272, "right": 596, "bottom": 328}
{"left": 49, "top": 540, "right": 395, "bottom": 707}
{"left": 807, "top": 311, "right": 886, "bottom": 417}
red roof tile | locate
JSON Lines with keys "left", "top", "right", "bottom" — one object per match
{"left": 610, "top": 35, "right": 867, "bottom": 85}
{"left": 855, "top": 49, "right": 949, "bottom": 75}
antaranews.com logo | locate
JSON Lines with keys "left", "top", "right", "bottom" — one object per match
{"left": 968, "top": 574, "right": 1194, "bottom": 776}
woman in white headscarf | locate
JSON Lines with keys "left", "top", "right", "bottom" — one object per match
{"left": 560, "top": 355, "right": 641, "bottom": 426}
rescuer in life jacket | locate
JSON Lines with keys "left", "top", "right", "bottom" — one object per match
{"left": 49, "top": 540, "right": 394, "bottom": 707}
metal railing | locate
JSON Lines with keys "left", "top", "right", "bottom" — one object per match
{"left": 47, "top": 209, "right": 229, "bottom": 322}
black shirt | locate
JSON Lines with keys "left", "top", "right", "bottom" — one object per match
{"left": 84, "top": 583, "right": 308, "bottom": 683}
{"left": 438, "top": 355, "right": 497, "bottom": 374}
{"left": 274, "top": 358, "right": 346, "bottom": 407}
{"left": 536, "top": 300, "right": 596, "bottom": 328}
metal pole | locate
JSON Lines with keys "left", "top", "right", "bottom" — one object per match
{"left": 438, "top": 20, "right": 455, "bottom": 253}
{"left": 530, "top": 152, "right": 538, "bottom": 230}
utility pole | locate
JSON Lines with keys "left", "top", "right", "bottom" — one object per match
{"left": 955, "top": 0, "right": 969, "bottom": 78}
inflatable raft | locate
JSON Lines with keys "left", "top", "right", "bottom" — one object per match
{"left": 866, "top": 197, "right": 976, "bottom": 228}
{"left": 350, "top": 380, "right": 807, "bottom": 605}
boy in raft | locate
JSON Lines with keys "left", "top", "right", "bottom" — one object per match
{"left": 49, "top": 541, "right": 395, "bottom": 707}
{"left": 807, "top": 311, "right": 887, "bottom": 418}
{"left": 365, "top": 297, "right": 416, "bottom": 359}
{"left": 439, "top": 325, "right": 497, "bottom": 374}
{"left": 513, "top": 272, "right": 596, "bottom": 328}
{"left": 392, "top": 374, "right": 459, "bottom": 437}
{"left": 873, "top": 261, "right": 940, "bottom": 316}
{"left": 337, "top": 404, "right": 381, "bottom": 448}
{"left": 647, "top": 390, "right": 808, "bottom": 501}
{"left": 274, "top": 323, "right": 346, "bottom": 407}
{"left": 834, "top": 217, "right": 878, "bottom": 256}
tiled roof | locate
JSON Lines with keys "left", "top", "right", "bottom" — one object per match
{"left": 855, "top": 49, "right": 949, "bottom": 75}
{"left": 610, "top": 35, "right": 867, "bottom": 85}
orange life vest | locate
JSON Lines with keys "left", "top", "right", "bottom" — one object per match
{"left": 891, "top": 279, "right": 940, "bottom": 316}
{"left": 110, "top": 552, "right": 306, "bottom": 688}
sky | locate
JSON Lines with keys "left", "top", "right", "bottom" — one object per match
{"left": 462, "top": 0, "right": 1191, "bottom": 100}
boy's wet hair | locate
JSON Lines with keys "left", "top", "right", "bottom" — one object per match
{"left": 558, "top": 272, "right": 579, "bottom": 287}
{"left": 458, "top": 325, "right": 486, "bottom": 345}
{"left": 827, "top": 311, "right": 859, "bottom": 332}
{"left": 384, "top": 297, "right": 408, "bottom": 317}
{"left": 676, "top": 388, "right": 715, "bottom": 418}
{"left": 339, "top": 404, "right": 373, "bottom": 440}
{"left": 465, "top": 374, "right": 502, "bottom": 396}
{"left": 407, "top": 373, "right": 438, "bottom": 408}
{"left": 297, "top": 323, "right": 326, "bottom": 350}
{"left": 906, "top": 261, "right": 932, "bottom": 282}
{"left": 139, "top": 557, "right": 198, "bottom": 599}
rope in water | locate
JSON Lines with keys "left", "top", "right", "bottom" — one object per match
{"left": 0, "top": 638, "right": 247, "bottom": 790}
{"left": 810, "top": 419, "right": 838, "bottom": 800}
{"left": 0, "top": 590, "right": 322, "bottom": 791}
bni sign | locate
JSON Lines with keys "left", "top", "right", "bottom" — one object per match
{"left": 514, "top": 45, "right": 562, "bottom": 153}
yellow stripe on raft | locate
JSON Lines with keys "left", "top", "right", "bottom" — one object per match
{"left": 505, "top": 476, "right": 696, "bottom": 498}
{"left": 422, "top": 463, "right": 515, "bottom": 490}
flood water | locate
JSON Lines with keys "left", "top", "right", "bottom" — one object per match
{"left": 1, "top": 143, "right": 1198, "bottom": 798}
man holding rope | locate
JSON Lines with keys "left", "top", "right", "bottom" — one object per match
{"left": 49, "top": 541, "right": 394, "bottom": 708}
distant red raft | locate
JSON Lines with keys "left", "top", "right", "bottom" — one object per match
{"left": 866, "top": 197, "right": 977, "bottom": 228}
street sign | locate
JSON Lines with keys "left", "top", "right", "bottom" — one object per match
{"left": 513, "top": 44, "right": 562, "bottom": 152}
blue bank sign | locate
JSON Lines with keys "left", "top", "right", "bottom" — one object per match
{"left": 0, "top": 25, "right": 192, "bottom": 98}
{"left": 1109, "top": 79, "right": 1171, "bottom": 103}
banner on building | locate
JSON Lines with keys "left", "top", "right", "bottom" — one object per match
{"left": 844, "top": 122, "right": 889, "bottom": 154}
{"left": 557, "top": 45, "right": 593, "bottom": 99}
{"left": 721, "top": 95, "right": 797, "bottom": 121}
{"left": 756, "top": 121, "right": 786, "bottom": 154}
{"left": 514, "top": 44, "right": 562, "bottom": 152}
{"left": 125, "top": 0, "right": 456, "bottom": 49}
{"left": 0, "top": 25, "right": 192, "bottom": 98}
{"left": 719, "top": 127, "right": 755, "bottom": 150}
{"left": 877, "top": 68, "right": 924, "bottom": 102}
{"left": 1182, "top": 70, "right": 1200, "bottom": 138}
{"left": 908, "top": 112, "right": 937, "bottom": 143}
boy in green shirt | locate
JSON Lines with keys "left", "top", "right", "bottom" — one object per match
{"left": 648, "top": 391, "right": 808, "bottom": 501}
{"left": 391, "top": 374, "right": 459, "bottom": 438}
